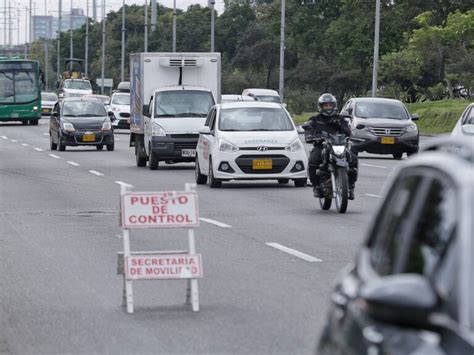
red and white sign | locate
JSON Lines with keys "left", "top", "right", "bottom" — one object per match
{"left": 121, "top": 191, "right": 199, "bottom": 229}
{"left": 126, "top": 254, "right": 203, "bottom": 280}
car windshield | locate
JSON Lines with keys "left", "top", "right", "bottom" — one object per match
{"left": 62, "top": 101, "right": 107, "bottom": 117}
{"left": 112, "top": 94, "right": 130, "bottom": 105}
{"left": 219, "top": 107, "right": 293, "bottom": 131}
{"left": 64, "top": 81, "right": 92, "bottom": 90}
{"left": 256, "top": 95, "right": 281, "bottom": 103}
{"left": 154, "top": 90, "right": 214, "bottom": 118}
{"left": 355, "top": 101, "right": 409, "bottom": 120}
{"left": 42, "top": 92, "right": 58, "bottom": 101}
{"left": 0, "top": 69, "right": 39, "bottom": 104}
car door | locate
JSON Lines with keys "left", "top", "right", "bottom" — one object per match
{"left": 198, "top": 107, "right": 216, "bottom": 175}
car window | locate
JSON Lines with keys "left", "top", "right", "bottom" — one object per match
{"left": 462, "top": 107, "right": 474, "bottom": 125}
{"left": 209, "top": 110, "right": 217, "bottom": 131}
{"left": 368, "top": 174, "right": 425, "bottom": 276}
{"left": 62, "top": 101, "right": 107, "bottom": 117}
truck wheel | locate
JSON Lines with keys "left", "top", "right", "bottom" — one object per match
{"left": 135, "top": 143, "right": 147, "bottom": 167}
{"left": 30, "top": 119, "right": 39, "bottom": 126}
{"left": 22, "top": 120, "right": 29, "bottom": 125}
{"left": 149, "top": 148, "right": 159, "bottom": 170}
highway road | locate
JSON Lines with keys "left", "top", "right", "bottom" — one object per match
{"left": 0, "top": 120, "right": 431, "bottom": 354}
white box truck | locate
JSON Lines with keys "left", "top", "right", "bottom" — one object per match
{"left": 129, "top": 52, "right": 221, "bottom": 169}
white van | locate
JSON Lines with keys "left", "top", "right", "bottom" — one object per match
{"left": 242, "top": 88, "right": 281, "bottom": 103}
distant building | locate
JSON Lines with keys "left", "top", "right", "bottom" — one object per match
{"left": 32, "top": 8, "right": 86, "bottom": 41}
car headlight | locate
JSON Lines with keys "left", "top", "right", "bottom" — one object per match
{"left": 406, "top": 123, "right": 418, "bottom": 132}
{"left": 62, "top": 122, "right": 75, "bottom": 132}
{"left": 32, "top": 106, "right": 39, "bottom": 111}
{"left": 152, "top": 123, "right": 166, "bottom": 136}
{"left": 332, "top": 145, "right": 346, "bottom": 156}
{"left": 101, "top": 120, "right": 112, "bottom": 131}
{"left": 219, "top": 139, "right": 239, "bottom": 152}
{"left": 285, "top": 139, "right": 303, "bottom": 152}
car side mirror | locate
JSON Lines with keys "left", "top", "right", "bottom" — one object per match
{"left": 360, "top": 274, "right": 437, "bottom": 327}
{"left": 199, "top": 126, "right": 211, "bottom": 135}
{"left": 142, "top": 104, "right": 150, "bottom": 117}
{"left": 282, "top": 103, "right": 287, "bottom": 109}
{"left": 340, "top": 110, "right": 351, "bottom": 119}
{"left": 462, "top": 124, "right": 474, "bottom": 134}
{"left": 411, "top": 113, "right": 420, "bottom": 121}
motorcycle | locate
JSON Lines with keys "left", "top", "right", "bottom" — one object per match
{"left": 305, "top": 129, "right": 352, "bottom": 213}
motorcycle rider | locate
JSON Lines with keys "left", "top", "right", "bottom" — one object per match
{"left": 306, "top": 93, "right": 358, "bottom": 200}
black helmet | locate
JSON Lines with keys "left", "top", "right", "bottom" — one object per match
{"left": 318, "top": 93, "right": 338, "bottom": 117}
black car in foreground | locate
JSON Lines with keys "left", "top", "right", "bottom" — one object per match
{"left": 341, "top": 98, "right": 420, "bottom": 159}
{"left": 49, "top": 97, "right": 115, "bottom": 151}
{"left": 317, "top": 137, "right": 474, "bottom": 354}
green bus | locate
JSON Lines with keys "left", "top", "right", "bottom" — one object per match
{"left": 0, "top": 58, "right": 42, "bottom": 125}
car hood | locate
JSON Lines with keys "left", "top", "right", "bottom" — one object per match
{"left": 218, "top": 131, "right": 298, "bottom": 147}
{"left": 63, "top": 116, "right": 107, "bottom": 129}
{"left": 354, "top": 117, "right": 411, "bottom": 127}
{"left": 63, "top": 89, "right": 93, "bottom": 96}
{"left": 153, "top": 117, "right": 206, "bottom": 134}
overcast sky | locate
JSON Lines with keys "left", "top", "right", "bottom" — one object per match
{"left": 1, "top": 0, "right": 225, "bottom": 46}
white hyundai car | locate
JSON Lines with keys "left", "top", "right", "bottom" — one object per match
{"left": 110, "top": 92, "right": 131, "bottom": 129}
{"left": 195, "top": 102, "right": 308, "bottom": 188}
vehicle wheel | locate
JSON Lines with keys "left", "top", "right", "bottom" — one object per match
{"left": 58, "top": 136, "right": 66, "bottom": 151}
{"left": 30, "top": 119, "right": 39, "bottom": 126}
{"left": 135, "top": 142, "right": 147, "bottom": 167}
{"left": 22, "top": 120, "right": 29, "bottom": 125}
{"left": 195, "top": 155, "right": 207, "bottom": 184}
{"left": 294, "top": 178, "right": 307, "bottom": 187}
{"left": 278, "top": 179, "right": 289, "bottom": 184}
{"left": 208, "top": 158, "right": 222, "bottom": 188}
{"left": 334, "top": 168, "right": 348, "bottom": 214}
{"left": 49, "top": 132, "right": 57, "bottom": 150}
{"left": 106, "top": 143, "right": 114, "bottom": 151}
{"left": 392, "top": 152, "right": 403, "bottom": 159}
{"left": 96, "top": 145, "right": 104, "bottom": 150}
{"left": 148, "top": 147, "right": 159, "bottom": 170}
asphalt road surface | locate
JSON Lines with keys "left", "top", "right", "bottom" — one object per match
{"left": 0, "top": 120, "right": 433, "bottom": 354}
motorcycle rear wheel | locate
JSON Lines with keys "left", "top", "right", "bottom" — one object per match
{"left": 335, "top": 167, "right": 348, "bottom": 213}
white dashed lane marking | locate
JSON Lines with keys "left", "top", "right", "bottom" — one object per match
{"left": 266, "top": 243, "right": 323, "bottom": 262}
{"left": 365, "top": 194, "right": 382, "bottom": 199}
{"left": 115, "top": 181, "right": 134, "bottom": 188}
{"left": 21, "top": 143, "right": 29, "bottom": 146}
{"left": 11, "top": 139, "right": 18, "bottom": 143}
{"left": 1, "top": 136, "right": 7, "bottom": 139}
{"left": 48, "top": 154, "right": 61, "bottom": 159}
{"left": 199, "top": 218, "right": 232, "bottom": 229}
{"left": 89, "top": 170, "right": 104, "bottom": 176}
{"left": 361, "top": 163, "right": 387, "bottom": 169}
{"left": 67, "top": 161, "right": 80, "bottom": 166}
{"left": 34, "top": 148, "right": 44, "bottom": 152}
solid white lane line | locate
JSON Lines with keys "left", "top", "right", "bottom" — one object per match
{"left": 266, "top": 243, "right": 323, "bottom": 262}
{"left": 48, "top": 154, "right": 61, "bottom": 159}
{"left": 1, "top": 136, "right": 7, "bottom": 139}
{"left": 34, "top": 147, "right": 44, "bottom": 152}
{"left": 115, "top": 181, "right": 134, "bottom": 188}
{"left": 43, "top": 132, "right": 49, "bottom": 136}
{"left": 67, "top": 161, "right": 80, "bottom": 166}
{"left": 199, "top": 218, "right": 232, "bottom": 228}
{"left": 365, "top": 193, "right": 382, "bottom": 199}
{"left": 11, "top": 139, "right": 18, "bottom": 142}
{"left": 21, "top": 143, "right": 29, "bottom": 146}
{"left": 361, "top": 163, "right": 387, "bottom": 169}
{"left": 89, "top": 170, "right": 104, "bottom": 176}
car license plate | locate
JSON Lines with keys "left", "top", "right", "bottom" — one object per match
{"left": 83, "top": 134, "right": 96, "bottom": 142}
{"left": 182, "top": 149, "right": 196, "bottom": 157}
{"left": 42, "top": 108, "right": 49, "bottom": 113}
{"left": 381, "top": 137, "right": 395, "bottom": 144}
{"left": 253, "top": 159, "right": 273, "bottom": 170}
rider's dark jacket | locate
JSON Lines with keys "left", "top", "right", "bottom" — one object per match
{"left": 306, "top": 113, "right": 351, "bottom": 143}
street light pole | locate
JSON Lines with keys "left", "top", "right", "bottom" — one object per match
{"left": 210, "top": 0, "right": 214, "bottom": 52}
{"left": 121, "top": 0, "right": 125, "bottom": 81}
{"left": 69, "top": 0, "right": 73, "bottom": 70}
{"left": 144, "top": 0, "right": 147, "bottom": 52}
{"left": 100, "top": 0, "right": 105, "bottom": 94}
{"left": 172, "top": 0, "right": 176, "bottom": 51}
{"left": 57, "top": 0, "right": 62, "bottom": 85}
{"left": 278, "top": 0, "right": 285, "bottom": 101}
{"left": 85, "top": 0, "right": 89, "bottom": 77}
{"left": 371, "top": 0, "right": 380, "bottom": 97}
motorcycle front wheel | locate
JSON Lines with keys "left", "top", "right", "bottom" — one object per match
{"left": 335, "top": 167, "right": 348, "bottom": 213}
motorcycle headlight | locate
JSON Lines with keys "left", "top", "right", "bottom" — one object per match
{"left": 101, "top": 120, "right": 112, "bottom": 131}
{"left": 62, "top": 122, "right": 75, "bottom": 132}
{"left": 406, "top": 123, "right": 418, "bottom": 132}
{"left": 152, "top": 123, "right": 166, "bottom": 136}
{"left": 332, "top": 145, "right": 346, "bottom": 156}
{"left": 219, "top": 139, "right": 239, "bottom": 152}
{"left": 285, "top": 139, "right": 303, "bottom": 152}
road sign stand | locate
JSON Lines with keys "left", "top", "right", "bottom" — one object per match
{"left": 117, "top": 182, "right": 201, "bottom": 314}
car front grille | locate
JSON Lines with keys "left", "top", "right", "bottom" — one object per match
{"left": 235, "top": 155, "right": 290, "bottom": 174}
{"left": 370, "top": 127, "right": 405, "bottom": 137}
{"left": 174, "top": 141, "right": 198, "bottom": 150}
{"left": 240, "top": 147, "right": 286, "bottom": 151}
{"left": 119, "top": 112, "right": 130, "bottom": 118}
{"left": 170, "top": 134, "right": 199, "bottom": 139}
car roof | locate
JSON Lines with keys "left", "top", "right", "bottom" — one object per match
{"left": 243, "top": 88, "right": 280, "bottom": 96}
{"left": 154, "top": 85, "right": 212, "bottom": 92}
{"left": 217, "top": 101, "right": 285, "bottom": 109}
{"left": 350, "top": 97, "right": 405, "bottom": 104}
{"left": 64, "top": 78, "right": 90, "bottom": 82}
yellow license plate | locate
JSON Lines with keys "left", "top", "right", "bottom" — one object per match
{"left": 42, "top": 108, "right": 49, "bottom": 113}
{"left": 381, "top": 137, "right": 395, "bottom": 144}
{"left": 252, "top": 159, "right": 273, "bottom": 170}
{"left": 83, "top": 134, "right": 96, "bottom": 142}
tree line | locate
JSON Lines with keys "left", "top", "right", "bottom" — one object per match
{"left": 30, "top": 0, "right": 474, "bottom": 113}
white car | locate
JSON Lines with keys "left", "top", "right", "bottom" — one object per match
{"left": 452, "top": 103, "right": 474, "bottom": 138}
{"left": 41, "top": 91, "right": 58, "bottom": 116}
{"left": 110, "top": 92, "right": 131, "bottom": 129}
{"left": 195, "top": 102, "right": 308, "bottom": 188}
{"left": 242, "top": 88, "right": 281, "bottom": 103}
{"left": 221, "top": 94, "right": 257, "bottom": 103}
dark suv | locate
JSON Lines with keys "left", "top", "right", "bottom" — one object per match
{"left": 317, "top": 137, "right": 474, "bottom": 354}
{"left": 341, "top": 98, "right": 420, "bottom": 159}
